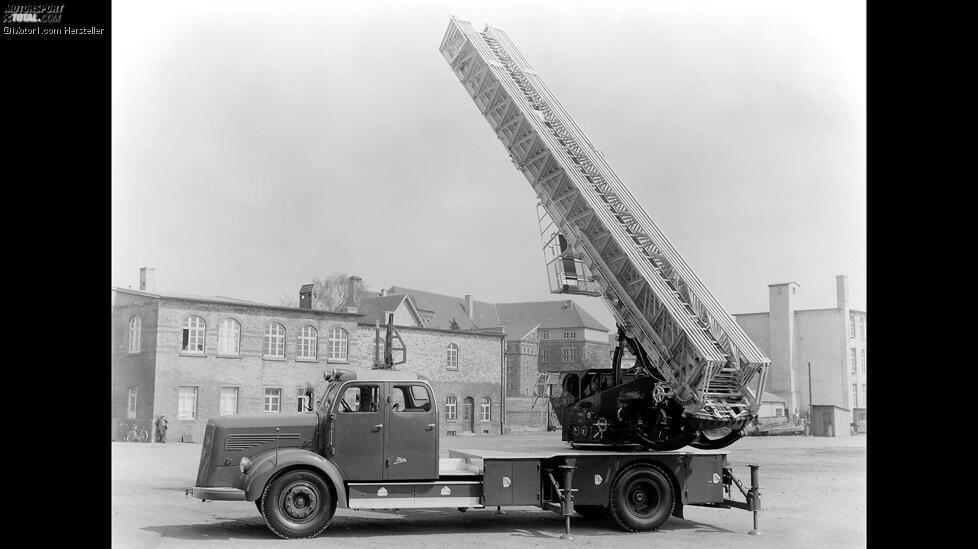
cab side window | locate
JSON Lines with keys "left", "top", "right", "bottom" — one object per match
{"left": 339, "top": 385, "right": 381, "bottom": 413}
{"left": 391, "top": 384, "right": 432, "bottom": 413}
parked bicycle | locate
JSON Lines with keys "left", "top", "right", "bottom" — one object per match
{"left": 124, "top": 423, "right": 150, "bottom": 443}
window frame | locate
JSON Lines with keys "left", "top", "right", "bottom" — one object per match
{"left": 177, "top": 386, "right": 198, "bottom": 420}
{"left": 264, "top": 388, "right": 282, "bottom": 413}
{"left": 561, "top": 347, "right": 576, "bottom": 363}
{"left": 327, "top": 327, "right": 349, "bottom": 362}
{"left": 445, "top": 395, "right": 458, "bottom": 422}
{"left": 263, "top": 322, "right": 286, "bottom": 359}
{"left": 128, "top": 316, "right": 141, "bottom": 354}
{"left": 181, "top": 316, "right": 206, "bottom": 354}
{"left": 850, "top": 348, "right": 857, "bottom": 375}
{"left": 480, "top": 397, "right": 491, "bottom": 422}
{"left": 540, "top": 347, "right": 549, "bottom": 363}
{"left": 219, "top": 387, "right": 238, "bottom": 416}
{"left": 446, "top": 343, "right": 459, "bottom": 370}
{"left": 217, "top": 318, "right": 241, "bottom": 356}
{"left": 298, "top": 325, "right": 318, "bottom": 360}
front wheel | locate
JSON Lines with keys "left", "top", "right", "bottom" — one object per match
{"left": 261, "top": 470, "right": 335, "bottom": 539}
{"left": 138, "top": 428, "right": 150, "bottom": 443}
{"left": 608, "top": 464, "right": 674, "bottom": 532}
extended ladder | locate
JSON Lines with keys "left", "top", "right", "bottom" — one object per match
{"left": 440, "top": 18, "right": 770, "bottom": 424}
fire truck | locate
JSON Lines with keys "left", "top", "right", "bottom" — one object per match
{"left": 189, "top": 17, "right": 768, "bottom": 539}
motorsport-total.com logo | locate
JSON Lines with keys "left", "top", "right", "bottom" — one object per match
{"left": 3, "top": 3, "right": 64, "bottom": 23}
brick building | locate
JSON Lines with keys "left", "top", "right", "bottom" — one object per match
{"left": 111, "top": 270, "right": 505, "bottom": 442}
{"left": 733, "top": 275, "right": 867, "bottom": 436}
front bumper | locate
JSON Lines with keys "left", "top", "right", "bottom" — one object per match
{"left": 187, "top": 486, "right": 246, "bottom": 501}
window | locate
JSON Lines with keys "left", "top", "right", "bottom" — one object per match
{"left": 128, "top": 316, "right": 141, "bottom": 353}
{"left": 218, "top": 319, "right": 240, "bottom": 355}
{"left": 859, "top": 316, "right": 865, "bottom": 339}
{"left": 775, "top": 407, "right": 784, "bottom": 417}
{"left": 178, "top": 386, "right": 198, "bottom": 420}
{"left": 220, "top": 387, "right": 238, "bottom": 415}
{"left": 861, "top": 384, "right": 866, "bottom": 407}
{"left": 447, "top": 343, "right": 459, "bottom": 370}
{"left": 849, "top": 315, "right": 855, "bottom": 338}
{"left": 296, "top": 388, "right": 313, "bottom": 412}
{"left": 264, "top": 388, "right": 282, "bottom": 413}
{"left": 263, "top": 323, "right": 285, "bottom": 358}
{"left": 481, "top": 397, "right": 491, "bottom": 422}
{"left": 540, "top": 348, "right": 549, "bottom": 363}
{"left": 445, "top": 395, "right": 458, "bottom": 421}
{"left": 850, "top": 348, "right": 857, "bottom": 375}
{"left": 563, "top": 330, "right": 576, "bottom": 339}
{"left": 328, "top": 328, "right": 348, "bottom": 361}
{"left": 339, "top": 385, "right": 380, "bottom": 413}
{"left": 127, "top": 387, "right": 137, "bottom": 419}
{"left": 298, "top": 325, "right": 318, "bottom": 359}
{"left": 391, "top": 384, "right": 432, "bottom": 412}
{"left": 562, "top": 347, "right": 577, "bottom": 362}
{"left": 182, "top": 316, "right": 205, "bottom": 353}
{"left": 851, "top": 383, "right": 858, "bottom": 408}
{"left": 542, "top": 330, "right": 549, "bottom": 340}
{"left": 861, "top": 349, "right": 866, "bottom": 373}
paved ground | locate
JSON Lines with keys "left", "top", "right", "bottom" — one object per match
{"left": 112, "top": 432, "right": 865, "bottom": 548}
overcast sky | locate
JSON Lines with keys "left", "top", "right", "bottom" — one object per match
{"left": 112, "top": 0, "right": 866, "bottom": 329}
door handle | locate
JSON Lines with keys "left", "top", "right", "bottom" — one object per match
{"left": 426, "top": 423, "right": 436, "bottom": 430}
{"left": 373, "top": 424, "right": 384, "bottom": 430}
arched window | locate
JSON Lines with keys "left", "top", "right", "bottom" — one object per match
{"left": 328, "top": 328, "right": 348, "bottom": 361}
{"left": 298, "top": 325, "right": 318, "bottom": 359}
{"left": 445, "top": 395, "right": 458, "bottom": 421}
{"left": 481, "top": 397, "right": 491, "bottom": 422}
{"left": 447, "top": 343, "right": 459, "bottom": 370}
{"left": 218, "top": 319, "right": 240, "bottom": 356}
{"left": 128, "top": 316, "right": 141, "bottom": 353}
{"left": 263, "top": 323, "right": 285, "bottom": 358}
{"left": 182, "top": 316, "right": 205, "bottom": 353}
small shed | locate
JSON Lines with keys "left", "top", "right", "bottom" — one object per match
{"left": 757, "top": 392, "right": 788, "bottom": 421}
{"left": 810, "top": 404, "right": 851, "bottom": 437}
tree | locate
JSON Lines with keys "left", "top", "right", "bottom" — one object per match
{"left": 277, "top": 293, "right": 298, "bottom": 308}
{"left": 310, "top": 272, "right": 366, "bottom": 312}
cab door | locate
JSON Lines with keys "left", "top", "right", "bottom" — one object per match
{"left": 330, "top": 382, "right": 385, "bottom": 481}
{"left": 385, "top": 382, "right": 438, "bottom": 481}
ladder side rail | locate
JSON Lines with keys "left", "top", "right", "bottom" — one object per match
{"left": 528, "top": 73, "right": 769, "bottom": 367}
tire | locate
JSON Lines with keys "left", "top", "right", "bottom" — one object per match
{"left": 125, "top": 430, "right": 137, "bottom": 443}
{"left": 608, "top": 464, "right": 674, "bottom": 532}
{"left": 138, "top": 429, "right": 150, "bottom": 443}
{"left": 256, "top": 498, "right": 264, "bottom": 516}
{"left": 261, "top": 469, "right": 335, "bottom": 539}
{"left": 575, "top": 505, "right": 608, "bottom": 520}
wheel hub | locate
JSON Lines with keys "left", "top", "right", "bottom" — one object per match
{"left": 282, "top": 483, "right": 319, "bottom": 521}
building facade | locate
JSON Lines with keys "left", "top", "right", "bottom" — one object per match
{"left": 733, "top": 275, "right": 867, "bottom": 436}
{"left": 112, "top": 276, "right": 504, "bottom": 442}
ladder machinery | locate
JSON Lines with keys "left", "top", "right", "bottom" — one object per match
{"left": 440, "top": 18, "right": 771, "bottom": 450}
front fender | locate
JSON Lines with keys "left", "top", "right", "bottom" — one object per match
{"left": 242, "top": 448, "right": 347, "bottom": 508}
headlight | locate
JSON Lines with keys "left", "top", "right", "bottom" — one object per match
{"left": 239, "top": 457, "right": 252, "bottom": 473}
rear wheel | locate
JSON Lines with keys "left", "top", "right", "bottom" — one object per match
{"left": 608, "top": 464, "right": 674, "bottom": 532}
{"left": 261, "top": 469, "right": 335, "bottom": 539}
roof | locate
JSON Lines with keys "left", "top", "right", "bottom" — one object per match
{"left": 496, "top": 300, "right": 609, "bottom": 333}
{"left": 387, "top": 286, "right": 500, "bottom": 330}
{"left": 761, "top": 391, "right": 787, "bottom": 403}
{"left": 358, "top": 294, "right": 412, "bottom": 326}
{"left": 112, "top": 287, "right": 363, "bottom": 317}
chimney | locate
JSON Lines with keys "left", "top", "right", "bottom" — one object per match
{"left": 139, "top": 267, "right": 156, "bottom": 292}
{"left": 836, "top": 275, "right": 849, "bottom": 310}
{"left": 299, "top": 284, "right": 314, "bottom": 310}
{"left": 342, "top": 275, "right": 362, "bottom": 313}
{"left": 464, "top": 294, "right": 474, "bottom": 319}
{"left": 380, "top": 288, "right": 387, "bottom": 297}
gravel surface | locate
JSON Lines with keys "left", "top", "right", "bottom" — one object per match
{"left": 112, "top": 432, "right": 865, "bottom": 548}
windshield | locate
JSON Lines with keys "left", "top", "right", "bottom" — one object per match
{"left": 318, "top": 380, "right": 344, "bottom": 413}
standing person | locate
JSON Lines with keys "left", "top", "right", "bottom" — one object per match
{"left": 156, "top": 414, "right": 168, "bottom": 443}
